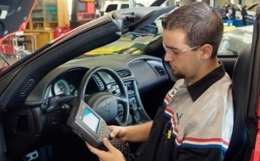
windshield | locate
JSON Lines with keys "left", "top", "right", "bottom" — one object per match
{"left": 85, "top": 20, "right": 162, "bottom": 57}
{"left": 0, "top": 18, "right": 163, "bottom": 71}
{"left": 0, "top": 17, "right": 254, "bottom": 71}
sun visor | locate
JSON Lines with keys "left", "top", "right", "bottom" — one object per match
{"left": 0, "top": 0, "right": 36, "bottom": 40}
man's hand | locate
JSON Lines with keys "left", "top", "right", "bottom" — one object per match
{"left": 109, "top": 126, "right": 128, "bottom": 142}
{"left": 86, "top": 138, "right": 125, "bottom": 161}
{"left": 109, "top": 122, "right": 152, "bottom": 143}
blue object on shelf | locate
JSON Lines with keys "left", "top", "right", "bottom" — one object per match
{"left": 246, "top": 20, "right": 255, "bottom": 25}
{"left": 223, "top": 19, "right": 233, "bottom": 26}
{"left": 233, "top": 19, "right": 242, "bottom": 27}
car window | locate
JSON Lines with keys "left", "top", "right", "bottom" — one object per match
{"left": 105, "top": 4, "right": 118, "bottom": 12}
{"left": 218, "top": 25, "right": 253, "bottom": 55}
{"left": 121, "top": 4, "right": 129, "bottom": 9}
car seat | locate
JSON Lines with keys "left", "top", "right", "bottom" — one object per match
{"left": 224, "top": 44, "right": 253, "bottom": 161}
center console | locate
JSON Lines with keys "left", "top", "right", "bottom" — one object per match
{"left": 107, "top": 79, "right": 151, "bottom": 125}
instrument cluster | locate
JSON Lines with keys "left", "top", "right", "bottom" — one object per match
{"left": 52, "top": 79, "right": 78, "bottom": 96}
{"left": 47, "top": 69, "right": 103, "bottom": 99}
{"left": 48, "top": 69, "right": 87, "bottom": 98}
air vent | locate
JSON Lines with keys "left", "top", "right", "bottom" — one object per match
{"left": 154, "top": 66, "right": 165, "bottom": 76}
{"left": 116, "top": 69, "right": 131, "bottom": 78}
{"left": 20, "top": 79, "right": 35, "bottom": 96}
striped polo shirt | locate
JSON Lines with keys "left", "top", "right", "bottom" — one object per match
{"left": 135, "top": 64, "right": 234, "bottom": 161}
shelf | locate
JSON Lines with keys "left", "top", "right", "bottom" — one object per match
{"left": 27, "top": 0, "right": 69, "bottom": 39}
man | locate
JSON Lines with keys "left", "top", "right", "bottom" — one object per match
{"left": 86, "top": 2, "right": 234, "bottom": 161}
{"left": 241, "top": 5, "right": 248, "bottom": 26}
{"left": 225, "top": 4, "right": 236, "bottom": 19}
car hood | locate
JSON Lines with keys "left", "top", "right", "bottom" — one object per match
{"left": 248, "top": 2, "right": 259, "bottom": 11}
{"left": 0, "top": 0, "right": 36, "bottom": 42}
{"left": 236, "top": 2, "right": 258, "bottom": 11}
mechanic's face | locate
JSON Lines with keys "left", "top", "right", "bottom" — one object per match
{"left": 163, "top": 29, "right": 202, "bottom": 80}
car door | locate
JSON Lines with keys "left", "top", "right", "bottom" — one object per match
{"left": 224, "top": 11, "right": 260, "bottom": 161}
{"left": 246, "top": 12, "right": 260, "bottom": 161}
{"left": 0, "top": 1, "right": 36, "bottom": 160}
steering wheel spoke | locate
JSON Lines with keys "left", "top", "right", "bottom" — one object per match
{"left": 115, "top": 95, "right": 127, "bottom": 103}
{"left": 115, "top": 116, "right": 124, "bottom": 126}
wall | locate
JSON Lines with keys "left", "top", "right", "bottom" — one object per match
{"left": 167, "top": 0, "right": 259, "bottom": 6}
{"left": 101, "top": 0, "right": 259, "bottom": 7}
{"left": 215, "top": 0, "right": 259, "bottom": 6}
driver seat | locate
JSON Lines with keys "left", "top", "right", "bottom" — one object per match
{"left": 223, "top": 44, "right": 252, "bottom": 161}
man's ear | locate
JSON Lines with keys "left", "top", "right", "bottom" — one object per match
{"left": 200, "top": 44, "right": 213, "bottom": 60}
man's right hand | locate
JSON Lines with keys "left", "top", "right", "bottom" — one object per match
{"left": 109, "top": 126, "right": 128, "bottom": 142}
{"left": 108, "top": 121, "right": 153, "bottom": 143}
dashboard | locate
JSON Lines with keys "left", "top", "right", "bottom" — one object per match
{"left": 26, "top": 54, "right": 169, "bottom": 105}
{"left": 24, "top": 54, "right": 169, "bottom": 125}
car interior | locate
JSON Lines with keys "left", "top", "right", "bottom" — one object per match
{"left": 0, "top": 2, "right": 259, "bottom": 161}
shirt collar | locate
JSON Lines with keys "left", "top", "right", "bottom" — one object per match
{"left": 187, "top": 64, "right": 226, "bottom": 102}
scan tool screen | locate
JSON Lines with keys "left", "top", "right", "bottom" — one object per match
{"left": 82, "top": 107, "right": 100, "bottom": 133}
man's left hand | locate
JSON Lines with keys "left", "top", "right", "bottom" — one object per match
{"left": 86, "top": 138, "right": 125, "bottom": 161}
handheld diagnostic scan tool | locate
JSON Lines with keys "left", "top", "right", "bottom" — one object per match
{"left": 67, "top": 100, "right": 129, "bottom": 158}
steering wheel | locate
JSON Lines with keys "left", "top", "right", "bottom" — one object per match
{"left": 78, "top": 66, "right": 130, "bottom": 126}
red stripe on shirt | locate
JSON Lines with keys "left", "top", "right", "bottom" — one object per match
{"left": 165, "top": 95, "right": 171, "bottom": 104}
{"left": 176, "top": 137, "right": 229, "bottom": 146}
{"left": 165, "top": 107, "right": 179, "bottom": 133}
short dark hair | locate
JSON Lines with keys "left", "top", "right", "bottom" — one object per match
{"left": 162, "top": 2, "right": 223, "bottom": 58}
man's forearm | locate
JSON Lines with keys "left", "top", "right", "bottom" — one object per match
{"left": 125, "top": 121, "right": 153, "bottom": 142}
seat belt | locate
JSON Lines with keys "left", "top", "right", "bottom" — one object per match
{"left": 251, "top": 96, "right": 260, "bottom": 161}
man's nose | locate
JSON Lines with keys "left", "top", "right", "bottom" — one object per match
{"left": 164, "top": 52, "right": 172, "bottom": 62}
